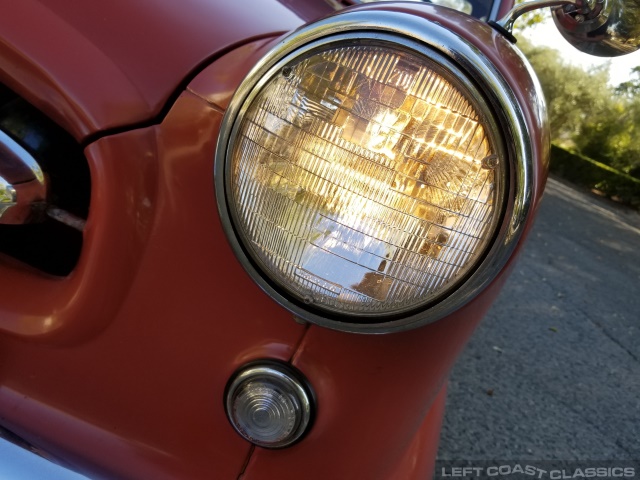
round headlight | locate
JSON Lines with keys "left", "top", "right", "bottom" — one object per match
{"left": 216, "top": 11, "right": 533, "bottom": 332}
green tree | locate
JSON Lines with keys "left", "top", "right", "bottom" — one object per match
{"left": 576, "top": 95, "right": 640, "bottom": 176}
{"left": 518, "top": 38, "right": 611, "bottom": 144}
{"left": 518, "top": 39, "right": 640, "bottom": 178}
{"left": 512, "top": 0, "right": 545, "bottom": 32}
{"left": 615, "top": 66, "right": 640, "bottom": 98}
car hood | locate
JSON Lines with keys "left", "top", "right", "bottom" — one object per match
{"left": 0, "top": 0, "right": 330, "bottom": 142}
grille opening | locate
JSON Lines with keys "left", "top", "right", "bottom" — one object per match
{"left": 0, "top": 83, "right": 90, "bottom": 276}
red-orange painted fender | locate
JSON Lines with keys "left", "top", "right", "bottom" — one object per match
{"left": 0, "top": 0, "right": 317, "bottom": 141}
{"left": 0, "top": 1, "right": 547, "bottom": 479}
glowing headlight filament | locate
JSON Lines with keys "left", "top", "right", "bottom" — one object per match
{"left": 228, "top": 41, "right": 502, "bottom": 316}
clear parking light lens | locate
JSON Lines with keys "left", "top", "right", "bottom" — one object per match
{"left": 224, "top": 39, "right": 505, "bottom": 319}
{"left": 225, "top": 362, "right": 314, "bottom": 448}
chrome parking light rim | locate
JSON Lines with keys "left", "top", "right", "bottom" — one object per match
{"left": 224, "top": 361, "right": 314, "bottom": 448}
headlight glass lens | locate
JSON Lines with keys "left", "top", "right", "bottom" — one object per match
{"left": 226, "top": 40, "right": 504, "bottom": 317}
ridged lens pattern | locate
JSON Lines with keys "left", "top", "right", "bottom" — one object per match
{"left": 229, "top": 42, "right": 502, "bottom": 316}
{"left": 226, "top": 365, "right": 312, "bottom": 448}
{"left": 232, "top": 380, "right": 299, "bottom": 444}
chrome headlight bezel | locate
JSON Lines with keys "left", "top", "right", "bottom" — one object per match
{"left": 215, "top": 9, "right": 533, "bottom": 333}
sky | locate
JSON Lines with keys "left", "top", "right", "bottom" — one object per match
{"left": 0, "top": 438, "right": 89, "bottom": 480}
{"left": 520, "top": 11, "right": 640, "bottom": 86}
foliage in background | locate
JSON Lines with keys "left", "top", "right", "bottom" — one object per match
{"left": 518, "top": 39, "right": 640, "bottom": 180}
{"left": 550, "top": 145, "right": 640, "bottom": 207}
{"left": 512, "top": 0, "right": 545, "bottom": 32}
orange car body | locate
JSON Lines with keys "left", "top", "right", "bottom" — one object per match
{"left": 0, "top": 1, "right": 547, "bottom": 478}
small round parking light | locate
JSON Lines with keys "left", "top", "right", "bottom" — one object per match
{"left": 224, "top": 361, "right": 314, "bottom": 448}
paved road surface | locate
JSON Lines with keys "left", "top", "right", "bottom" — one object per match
{"left": 438, "top": 177, "right": 640, "bottom": 470}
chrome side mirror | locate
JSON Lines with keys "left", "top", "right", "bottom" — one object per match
{"left": 0, "top": 129, "right": 47, "bottom": 225}
{"left": 492, "top": 0, "right": 639, "bottom": 57}
{"left": 553, "top": 0, "right": 640, "bottom": 56}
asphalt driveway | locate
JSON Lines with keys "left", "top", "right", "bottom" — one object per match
{"left": 437, "top": 177, "right": 640, "bottom": 475}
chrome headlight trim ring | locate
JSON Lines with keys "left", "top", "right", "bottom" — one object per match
{"left": 214, "top": 9, "right": 533, "bottom": 334}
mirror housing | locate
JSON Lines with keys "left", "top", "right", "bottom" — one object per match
{"left": 553, "top": 0, "right": 640, "bottom": 56}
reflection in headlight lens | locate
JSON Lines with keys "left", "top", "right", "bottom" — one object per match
{"left": 227, "top": 41, "right": 504, "bottom": 317}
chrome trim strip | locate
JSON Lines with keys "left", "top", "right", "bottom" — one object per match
{"left": 0, "top": 129, "right": 47, "bottom": 224}
{"left": 0, "top": 130, "right": 45, "bottom": 185}
{"left": 0, "top": 177, "right": 17, "bottom": 216}
{"left": 214, "top": 9, "right": 536, "bottom": 333}
{"left": 46, "top": 207, "right": 87, "bottom": 232}
{"left": 488, "top": 0, "right": 503, "bottom": 22}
